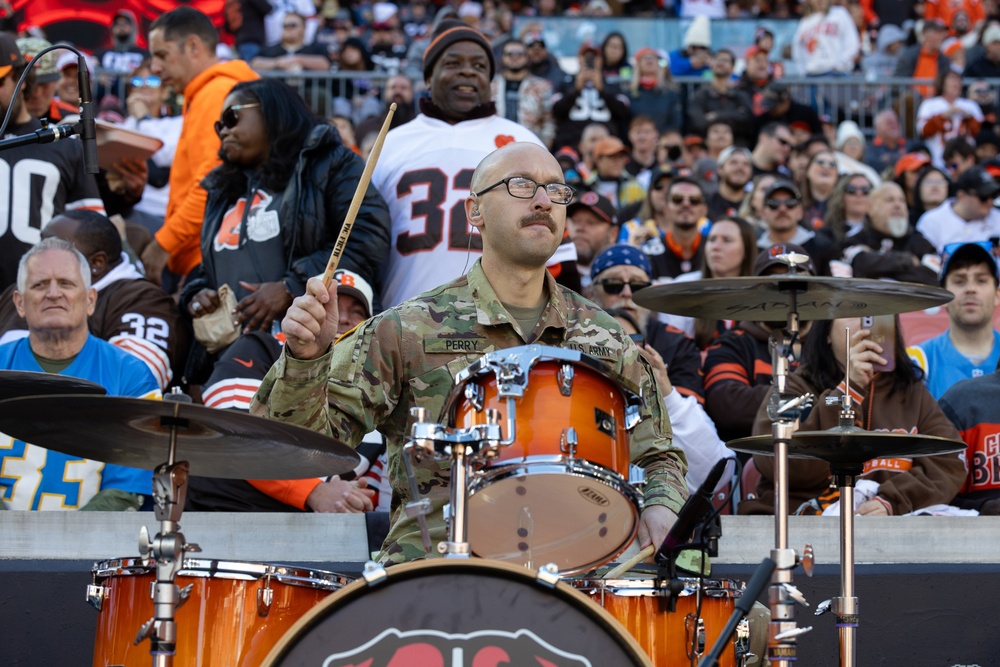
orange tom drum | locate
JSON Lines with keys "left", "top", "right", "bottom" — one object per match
{"left": 443, "top": 344, "right": 643, "bottom": 574}
{"left": 572, "top": 575, "right": 747, "bottom": 667}
{"left": 89, "top": 558, "right": 350, "bottom": 667}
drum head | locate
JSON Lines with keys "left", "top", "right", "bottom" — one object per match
{"left": 467, "top": 462, "right": 639, "bottom": 574}
{"left": 263, "top": 559, "right": 651, "bottom": 667}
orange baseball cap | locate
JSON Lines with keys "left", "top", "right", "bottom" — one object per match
{"left": 894, "top": 152, "right": 931, "bottom": 178}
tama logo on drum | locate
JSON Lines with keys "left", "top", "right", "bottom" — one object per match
{"left": 319, "top": 627, "right": 594, "bottom": 666}
{"left": 577, "top": 485, "right": 611, "bottom": 507}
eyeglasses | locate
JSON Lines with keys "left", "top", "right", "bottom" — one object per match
{"left": 814, "top": 158, "right": 837, "bottom": 169}
{"left": 473, "top": 176, "right": 575, "bottom": 205}
{"left": 765, "top": 197, "right": 801, "bottom": 210}
{"left": 283, "top": 22, "right": 303, "bottom": 29}
{"left": 595, "top": 279, "right": 652, "bottom": 295}
{"left": 214, "top": 103, "right": 261, "bottom": 136}
{"left": 670, "top": 194, "right": 705, "bottom": 206}
{"left": 844, "top": 184, "right": 872, "bottom": 195}
{"left": 130, "top": 75, "right": 161, "bottom": 89}
{"left": 503, "top": 50, "right": 527, "bottom": 58}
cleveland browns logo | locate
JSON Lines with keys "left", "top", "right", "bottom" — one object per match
{"left": 494, "top": 134, "right": 516, "bottom": 148}
{"left": 214, "top": 190, "right": 277, "bottom": 252}
{"left": 319, "top": 627, "right": 593, "bottom": 667}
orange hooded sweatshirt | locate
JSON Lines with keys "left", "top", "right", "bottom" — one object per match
{"left": 155, "top": 59, "right": 259, "bottom": 276}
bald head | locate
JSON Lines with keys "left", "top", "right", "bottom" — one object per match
{"left": 869, "top": 182, "right": 909, "bottom": 236}
{"left": 470, "top": 142, "right": 562, "bottom": 193}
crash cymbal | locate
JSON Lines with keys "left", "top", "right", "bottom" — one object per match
{"left": 0, "top": 395, "right": 361, "bottom": 479}
{"left": 632, "top": 276, "right": 953, "bottom": 320}
{"left": 0, "top": 370, "right": 107, "bottom": 402}
{"left": 729, "top": 425, "right": 965, "bottom": 474}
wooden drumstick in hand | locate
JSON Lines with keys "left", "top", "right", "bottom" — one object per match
{"left": 296, "top": 103, "right": 395, "bottom": 345}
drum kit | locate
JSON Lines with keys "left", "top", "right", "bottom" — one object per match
{"left": 0, "top": 255, "right": 968, "bottom": 667}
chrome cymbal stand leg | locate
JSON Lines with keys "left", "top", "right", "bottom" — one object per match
{"left": 833, "top": 473, "right": 859, "bottom": 667}
{"left": 134, "top": 391, "right": 200, "bottom": 667}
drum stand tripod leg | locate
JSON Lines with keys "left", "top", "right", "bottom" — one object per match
{"left": 820, "top": 474, "right": 859, "bottom": 667}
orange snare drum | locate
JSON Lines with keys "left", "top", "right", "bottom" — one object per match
{"left": 573, "top": 576, "right": 746, "bottom": 667}
{"left": 89, "top": 558, "right": 350, "bottom": 667}
{"left": 443, "top": 345, "right": 643, "bottom": 574}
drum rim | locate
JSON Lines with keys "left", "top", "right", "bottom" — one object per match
{"left": 440, "top": 343, "right": 642, "bottom": 424}
{"left": 571, "top": 576, "right": 746, "bottom": 598}
{"left": 260, "top": 558, "right": 653, "bottom": 667}
{"left": 91, "top": 557, "right": 352, "bottom": 590}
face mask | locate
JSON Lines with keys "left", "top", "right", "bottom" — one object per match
{"left": 885, "top": 216, "right": 909, "bottom": 238}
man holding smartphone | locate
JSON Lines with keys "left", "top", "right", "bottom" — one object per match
{"left": 551, "top": 42, "right": 631, "bottom": 155}
{"left": 907, "top": 241, "right": 1000, "bottom": 399}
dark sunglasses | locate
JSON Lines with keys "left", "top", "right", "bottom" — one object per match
{"left": 670, "top": 194, "right": 705, "bottom": 206}
{"left": 130, "top": 75, "right": 161, "bottom": 89}
{"left": 596, "top": 279, "right": 652, "bottom": 295}
{"left": 765, "top": 197, "right": 801, "bottom": 210}
{"left": 844, "top": 184, "right": 872, "bottom": 195}
{"left": 214, "top": 103, "right": 260, "bottom": 136}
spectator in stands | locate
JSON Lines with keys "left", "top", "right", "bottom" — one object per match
{"left": 224, "top": 0, "right": 271, "bottom": 62}
{"left": 523, "top": 30, "right": 569, "bottom": 89}
{"left": 917, "top": 69, "right": 983, "bottom": 169}
{"left": 687, "top": 49, "right": 754, "bottom": 144}
{"left": 925, "top": 0, "right": 986, "bottom": 38}
{"left": 741, "top": 313, "right": 965, "bottom": 516}
{"left": 618, "top": 165, "right": 674, "bottom": 247}
{"left": 894, "top": 150, "right": 932, "bottom": 208}
{"left": 968, "top": 81, "right": 999, "bottom": 136}
{"left": 751, "top": 121, "right": 794, "bottom": 179}
{"left": 836, "top": 120, "right": 867, "bottom": 163}
{"left": 753, "top": 83, "right": 822, "bottom": 146}
{"left": 643, "top": 177, "right": 709, "bottom": 280}
{"left": 583, "top": 136, "right": 646, "bottom": 210}
{"left": 801, "top": 149, "right": 841, "bottom": 228}
{"left": 140, "top": 7, "right": 259, "bottom": 288}
{"left": 16, "top": 37, "right": 77, "bottom": 124}
{"left": 589, "top": 246, "right": 733, "bottom": 493}
{"left": 368, "top": 18, "right": 409, "bottom": 74}
{"left": 907, "top": 241, "right": 1000, "bottom": 399}
{"left": 757, "top": 180, "right": 838, "bottom": 273}
{"left": 668, "top": 16, "right": 712, "bottom": 77}
{"left": 664, "top": 216, "right": 759, "bottom": 348}
{"left": 703, "top": 244, "right": 815, "bottom": 443}
{"left": 737, "top": 46, "right": 774, "bottom": 114}
{"left": 491, "top": 38, "right": 555, "bottom": 149}
{"left": 600, "top": 32, "right": 630, "bottom": 89}
{"left": 705, "top": 120, "right": 735, "bottom": 162}
{"left": 822, "top": 173, "right": 875, "bottom": 244}
{"left": 576, "top": 122, "right": 611, "bottom": 182}
{"left": 181, "top": 78, "right": 390, "bottom": 380}
{"left": 895, "top": 19, "right": 951, "bottom": 100}
{"left": 978, "top": 135, "right": 1000, "bottom": 162}
{"left": 909, "top": 166, "right": 951, "bottom": 225}
{"left": 917, "top": 166, "right": 1000, "bottom": 251}
{"left": 708, "top": 146, "right": 754, "bottom": 220}
{"left": 792, "top": 0, "right": 860, "bottom": 77}
{"left": 97, "top": 9, "right": 149, "bottom": 97}
{"left": 862, "top": 23, "right": 907, "bottom": 79}
{"left": 356, "top": 74, "right": 416, "bottom": 146}
{"left": 867, "top": 109, "right": 908, "bottom": 176}
{"left": 553, "top": 42, "right": 631, "bottom": 151}
{"left": 942, "top": 137, "right": 977, "bottom": 182}
{"left": 567, "top": 192, "right": 619, "bottom": 293}
{"left": 842, "top": 181, "right": 939, "bottom": 283}
{"left": 939, "top": 360, "right": 1000, "bottom": 514}
{"left": 251, "top": 11, "right": 332, "bottom": 73}
{"left": 739, "top": 173, "right": 779, "bottom": 230}
{"left": 626, "top": 115, "right": 660, "bottom": 186}
{"left": 263, "top": 0, "right": 315, "bottom": 49}
{"left": 627, "top": 47, "right": 682, "bottom": 135}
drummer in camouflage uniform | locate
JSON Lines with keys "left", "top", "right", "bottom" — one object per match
{"left": 252, "top": 142, "right": 688, "bottom": 564}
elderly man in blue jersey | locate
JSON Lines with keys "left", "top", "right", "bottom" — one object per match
{"left": 907, "top": 241, "right": 1000, "bottom": 399}
{"left": 1, "top": 238, "right": 159, "bottom": 510}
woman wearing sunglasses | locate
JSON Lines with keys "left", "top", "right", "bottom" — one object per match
{"left": 179, "top": 78, "right": 390, "bottom": 383}
{"left": 800, "top": 149, "right": 840, "bottom": 229}
{"left": 820, "top": 173, "right": 874, "bottom": 245}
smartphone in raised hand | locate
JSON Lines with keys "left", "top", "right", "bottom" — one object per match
{"left": 861, "top": 315, "right": 895, "bottom": 372}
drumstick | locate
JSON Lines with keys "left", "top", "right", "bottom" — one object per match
{"left": 320, "top": 102, "right": 396, "bottom": 288}
{"left": 604, "top": 544, "right": 655, "bottom": 579}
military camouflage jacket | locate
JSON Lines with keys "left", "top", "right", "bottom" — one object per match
{"left": 252, "top": 260, "right": 687, "bottom": 563}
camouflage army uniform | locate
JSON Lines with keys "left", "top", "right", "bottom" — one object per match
{"left": 252, "top": 260, "right": 688, "bottom": 563}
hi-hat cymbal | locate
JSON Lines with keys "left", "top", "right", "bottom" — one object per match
{"left": 632, "top": 276, "right": 953, "bottom": 320}
{"left": 0, "top": 370, "right": 107, "bottom": 402}
{"left": 729, "top": 425, "right": 965, "bottom": 474}
{"left": 0, "top": 395, "right": 361, "bottom": 479}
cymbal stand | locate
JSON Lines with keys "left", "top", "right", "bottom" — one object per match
{"left": 407, "top": 406, "right": 503, "bottom": 557}
{"left": 134, "top": 390, "right": 200, "bottom": 667}
{"left": 816, "top": 325, "right": 861, "bottom": 667}
{"left": 763, "top": 253, "right": 816, "bottom": 665}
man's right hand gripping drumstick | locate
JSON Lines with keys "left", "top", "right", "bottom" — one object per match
{"left": 282, "top": 276, "right": 341, "bottom": 361}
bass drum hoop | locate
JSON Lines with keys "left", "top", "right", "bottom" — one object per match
{"left": 262, "top": 559, "right": 652, "bottom": 666}
{"left": 92, "top": 557, "right": 351, "bottom": 591}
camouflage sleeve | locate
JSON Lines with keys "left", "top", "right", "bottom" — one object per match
{"left": 250, "top": 345, "right": 341, "bottom": 437}
{"left": 625, "top": 341, "right": 689, "bottom": 514}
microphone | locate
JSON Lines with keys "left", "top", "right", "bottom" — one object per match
{"left": 76, "top": 55, "right": 98, "bottom": 174}
{"left": 697, "top": 557, "right": 776, "bottom": 667}
{"left": 656, "top": 457, "right": 730, "bottom": 562}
